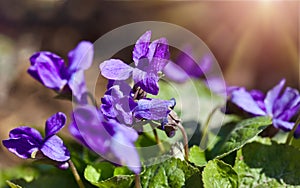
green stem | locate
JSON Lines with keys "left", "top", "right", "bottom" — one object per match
{"left": 153, "top": 128, "right": 165, "bottom": 153}
{"left": 285, "top": 114, "right": 300, "bottom": 145}
{"left": 177, "top": 122, "right": 189, "bottom": 161}
{"left": 135, "top": 174, "right": 141, "bottom": 188}
{"left": 69, "top": 160, "right": 85, "bottom": 188}
{"left": 200, "top": 105, "right": 222, "bottom": 149}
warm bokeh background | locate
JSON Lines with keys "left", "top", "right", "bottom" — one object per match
{"left": 0, "top": 1, "right": 299, "bottom": 168}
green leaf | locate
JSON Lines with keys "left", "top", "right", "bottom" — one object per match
{"left": 188, "top": 145, "right": 207, "bottom": 167}
{"left": 202, "top": 159, "right": 238, "bottom": 188}
{"left": 84, "top": 165, "right": 101, "bottom": 184}
{"left": 140, "top": 157, "right": 200, "bottom": 188}
{"left": 7, "top": 166, "right": 79, "bottom": 188}
{"left": 114, "top": 167, "right": 134, "bottom": 176}
{"left": 84, "top": 162, "right": 135, "bottom": 188}
{"left": 234, "top": 140, "right": 300, "bottom": 187}
{"left": 6, "top": 181, "right": 22, "bottom": 188}
{"left": 208, "top": 116, "right": 272, "bottom": 159}
{"left": 0, "top": 166, "right": 38, "bottom": 188}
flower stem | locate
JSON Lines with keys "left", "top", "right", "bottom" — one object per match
{"left": 177, "top": 122, "right": 189, "bottom": 161}
{"left": 153, "top": 128, "right": 165, "bottom": 153}
{"left": 200, "top": 105, "right": 222, "bottom": 149}
{"left": 150, "top": 122, "right": 165, "bottom": 153}
{"left": 69, "top": 160, "right": 85, "bottom": 188}
{"left": 135, "top": 174, "right": 141, "bottom": 188}
{"left": 285, "top": 114, "right": 300, "bottom": 145}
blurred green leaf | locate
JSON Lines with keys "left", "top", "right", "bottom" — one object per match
{"left": 202, "top": 159, "right": 238, "bottom": 188}
{"left": 188, "top": 145, "right": 207, "bottom": 167}
{"left": 0, "top": 166, "right": 38, "bottom": 188}
{"left": 208, "top": 116, "right": 272, "bottom": 159}
{"left": 234, "top": 140, "right": 300, "bottom": 187}
{"left": 84, "top": 165, "right": 101, "bottom": 185}
{"left": 83, "top": 162, "right": 135, "bottom": 188}
{"left": 7, "top": 166, "right": 79, "bottom": 188}
{"left": 140, "top": 157, "right": 200, "bottom": 188}
{"left": 6, "top": 181, "right": 22, "bottom": 188}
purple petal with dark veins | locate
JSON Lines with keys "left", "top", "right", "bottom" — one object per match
{"left": 28, "top": 52, "right": 67, "bottom": 90}
{"left": 2, "top": 138, "right": 39, "bottom": 159}
{"left": 134, "top": 98, "right": 173, "bottom": 120}
{"left": 41, "top": 135, "right": 70, "bottom": 162}
{"left": 273, "top": 87, "right": 300, "bottom": 120}
{"left": 8, "top": 126, "right": 43, "bottom": 142}
{"left": 133, "top": 31, "right": 151, "bottom": 66}
{"left": 100, "top": 59, "right": 133, "bottom": 80}
{"left": 264, "top": 79, "right": 285, "bottom": 116}
{"left": 148, "top": 38, "right": 170, "bottom": 72}
{"left": 231, "top": 88, "right": 266, "bottom": 116}
{"left": 45, "top": 112, "right": 67, "bottom": 138}
{"left": 132, "top": 68, "right": 159, "bottom": 95}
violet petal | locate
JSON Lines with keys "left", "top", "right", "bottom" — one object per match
{"left": 148, "top": 38, "right": 170, "bottom": 72}
{"left": 272, "top": 119, "right": 294, "bottom": 131}
{"left": 45, "top": 112, "right": 67, "bottom": 138}
{"left": 132, "top": 68, "right": 159, "bottom": 95}
{"left": 2, "top": 138, "right": 39, "bottom": 159}
{"left": 134, "top": 98, "right": 173, "bottom": 120}
{"left": 41, "top": 135, "right": 70, "bottom": 162}
{"left": 110, "top": 131, "right": 141, "bottom": 174}
{"left": 68, "top": 70, "right": 88, "bottom": 103}
{"left": 264, "top": 79, "right": 285, "bottom": 116}
{"left": 163, "top": 61, "right": 189, "bottom": 83}
{"left": 231, "top": 88, "right": 266, "bottom": 116}
{"left": 100, "top": 59, "right": 133, "bottom": 80}
{"left": 68, "top": 41, "right": 94, "bottom": 72}
{"left": 133, "top": 31, "right": 151, "bottom": 66}
{"left": 273, "top": 87, "right": 300, "bottom": 120}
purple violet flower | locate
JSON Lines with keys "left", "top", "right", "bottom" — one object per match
{"left": 28, "top": 41, "right": 94, "bottom": 103}
{"left": 163, "top": 46, "right": 212, "bottom": 83}
{"left": 229, "top": 79, "right": 300, "bottom": 137}
{"left": 2, "top": 112, "right": 70, "bottom": 169}
{"left": 134, "top": 98, "right": 176, "bottom": 121}
{"left": 101, "top": 81, "right": 137, "bottom": 125}
{"left": 70, "top": 105, "right": 141, "bottom": 174}
{"left": 100, "top": 31, "right": 170, "bottom": 95}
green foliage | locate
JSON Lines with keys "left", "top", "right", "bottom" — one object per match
{"left": 188, "top": 145, "right": 207, "bottom": 167}
{"left": 5, "top": 165, "right": 79, "bottom": 188}
{"left": 234, "top": 140, "right": 300, "bottom": 187}
{"left": 84, "top": 162, "right": 135, "bottom": 188}
{"left": 140, "top": 157, "right": 200, "bottom": 188}
{"left": 202, "top": 159, "right": 238, "bottom": 188}
{"left": 208, "top": 116, "right": 272, "bottom": 159}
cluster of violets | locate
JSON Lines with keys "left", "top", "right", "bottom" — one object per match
{"left": 2, "top": 30, "right": 300, "bottom": 177}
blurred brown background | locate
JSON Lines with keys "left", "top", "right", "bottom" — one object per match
{"left": 0, "top": 0, "right": 299, "bottom": 168}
